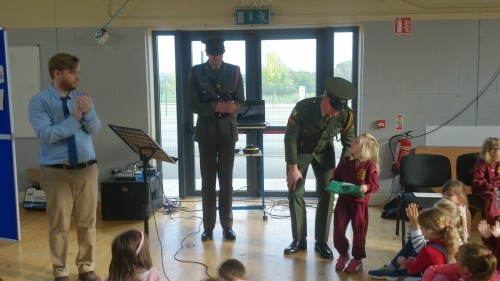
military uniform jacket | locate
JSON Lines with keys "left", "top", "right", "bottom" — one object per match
{"left": 284, "top": 96, "right": 355, "bottom": 171}
{"left": 188, "top": 61, "right": 245, "bottom": 144}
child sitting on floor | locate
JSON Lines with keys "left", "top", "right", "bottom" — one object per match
{"left": 434, "top": 198, "right": 467, "bottom": 244}
{"left": 478, "top": 219, "right": 500, "bottom": 277}
{"left": 440, "top": 179, "right": 470, "bottom": 242}
{"left": 396, "top": 208, "right": 459, "bottom": 280}
{"left": 217, "top": 258, "right": 247, "bottom": 281}
{"left": 106, "top": 230, "right": 164, "bottom": 281}
{"left": 422, "top": 242, "right": 497, "bottom": 281}
{"left": 369, "top": 195, "right": 465, "bottom": 280}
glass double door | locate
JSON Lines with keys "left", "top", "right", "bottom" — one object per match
{"left": 187, "top": 32, "right": 323, "bottom": 198}
{"left": 155, "top": 28, "right": 358, "bottom": 198}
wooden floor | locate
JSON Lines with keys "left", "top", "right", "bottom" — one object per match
{"left": 0, "top": 198, "right": 482, "bottom": 281}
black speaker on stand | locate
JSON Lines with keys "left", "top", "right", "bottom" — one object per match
{"left": 108, "top": 124, "right": 177, "bottom": 236}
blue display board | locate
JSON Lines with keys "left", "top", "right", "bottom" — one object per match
{"left": 0, "top": 30, "right": 12, "bottom": 134}
{"left": 0, "top": 28, "right": 20, "bottom": 241}
{"left": 0, "top": 139, "right": 18, "bottom": 241}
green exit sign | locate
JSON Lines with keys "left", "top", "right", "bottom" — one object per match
{"left": 235, "top": 8, "right": 270, "bottom": 25}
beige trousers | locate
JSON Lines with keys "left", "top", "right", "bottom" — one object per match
{"left": 40, "top": 164, "right": 99, "bottom": 278}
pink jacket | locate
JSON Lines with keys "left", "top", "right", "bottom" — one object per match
{"left": 423, "top": 263, "right": 500, "bottom": 281}
{"left": 422, "top": 263, "right": 466, "bottom": 281}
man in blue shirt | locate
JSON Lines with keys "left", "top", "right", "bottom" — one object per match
{"left": 29, "top": 53, "right": 102, "bottom": 281}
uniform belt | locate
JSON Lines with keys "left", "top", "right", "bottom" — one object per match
{"left": 45, "top": 160, "right": 97, "bottom": 169}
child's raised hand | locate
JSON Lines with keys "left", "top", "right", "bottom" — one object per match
{"left": 406, "top": 203, "right": 420, "bottom": 229}
{"left": 478, "top": 219, "right": 493, "bottom": 238}
{"left": 360, "top": 184, "right": 368, "bottom": 193}
{"left": 491, "top": 220, "right": 500, "bottom": 238}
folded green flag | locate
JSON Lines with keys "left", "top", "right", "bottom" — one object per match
{"left": 326, "top": 180, "right": 364, "bottom": 198}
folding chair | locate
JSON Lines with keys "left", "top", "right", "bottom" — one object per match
{"left": 456, "top": 152, "right": 484, "bottom": 219}
{"left": 396, "top": 154, "right": 452, "bottom": 246}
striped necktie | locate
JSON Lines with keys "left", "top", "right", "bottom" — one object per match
{"left": 61, "top": 96, "right": 78, "bottom": 167}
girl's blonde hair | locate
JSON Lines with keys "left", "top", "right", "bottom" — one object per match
{"left": 455, "top": 243, "right": 496, "bottom": 281}
{"left": 441, "top": 179, "right": 469, "bottom": 207}
{"left": 357, "top": 133, "right": 380, "bottom": 173}
{"left": 434, "top": 199, "right": 466, "bottom": 243}
{"left": 440, "top": 179, "right": 472, "bottom": 240}
{"left": 417, "top": 208, "right": 460, "bottom": 262}
{"left": 480, "top": 137, "right": 500, "bottom": 163}
{"left": 108, "top": 230, "right": 153, "bottom": 281}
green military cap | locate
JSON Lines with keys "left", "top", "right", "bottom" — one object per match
{"left": 202, "top": 37, "right": 225, "bottom": 56}
{"left": 324, "top": 77, "right": 356, "bottom": 101}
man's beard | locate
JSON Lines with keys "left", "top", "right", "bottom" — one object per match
{"left": 61, "top": 80, "right": 77, "bottom": 92}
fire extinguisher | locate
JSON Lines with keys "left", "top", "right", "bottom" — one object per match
{"left": 392, "top": 136, "right": 412, "bottom": 172}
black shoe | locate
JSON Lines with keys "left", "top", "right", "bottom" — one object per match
{"left": 314, "top": 241, "right": 334, "bottom": 259}
{"left": 201, "top": 230, "right": 213, "bottom": 241}
{"left": 283, "top": 239, "right": 307, "bottom": 255}
{"left": 223, "top": 228, "right": 236, "bottom": 240}
{"left": 78, "top": 271, "right": 102, "bottom": 281}
{"left": 381, "top": 211, "right": 396, "bottom": 220}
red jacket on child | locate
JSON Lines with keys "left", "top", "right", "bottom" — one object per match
{"left": 401, "top": 239, "right": 447, "bottom": 275}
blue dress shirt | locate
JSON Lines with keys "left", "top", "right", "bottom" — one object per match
{"left": 29, "top": 85, "right": 101, "bottom": 165}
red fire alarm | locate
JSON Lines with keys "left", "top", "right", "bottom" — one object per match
{"left": 376, "top": 120, "right": 386, "bottom": 129}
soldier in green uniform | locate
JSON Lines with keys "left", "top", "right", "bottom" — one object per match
{"left": 283, "top": 77, "right": 356, "bottom": 259}
{"left": 188, "top": 37, "right": 245, "bottom": 242}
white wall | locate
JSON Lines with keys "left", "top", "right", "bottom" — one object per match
{"left": 362, "top": 20, "right": 500, "bottom": 200}
{"left": 6, "top": 20, "right": 500, "bottom": 198}
{"left": 9, "top": 27, "right": 151, "bottom": 189}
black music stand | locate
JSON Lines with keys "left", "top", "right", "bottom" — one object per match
{"left": 108, "top": 124, "right": 177, "bottom": 235}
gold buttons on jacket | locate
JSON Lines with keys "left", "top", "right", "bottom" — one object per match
{"left": 313, "top": 146, "right": 319, "bottom": 155}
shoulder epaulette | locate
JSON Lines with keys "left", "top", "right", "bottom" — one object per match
{"left": 341, "top": 110, "right": 354, "bottom": 134}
